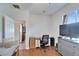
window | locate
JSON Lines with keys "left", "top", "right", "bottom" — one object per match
{"left": 63, "top": 8, "right": 79, "bottom": 24}
{"left": 63, "top": 8, "right": 79, "bottom": 42}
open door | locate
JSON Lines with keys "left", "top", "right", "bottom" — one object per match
{"left": 22, "top": 24, "right": 26, "bottom": 42}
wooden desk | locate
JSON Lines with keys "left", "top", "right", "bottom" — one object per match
{"left": 29, "top": 37, "right": 41, "bottom": 49}
{"left": 29, "top": 37, "right": 53, "bottom": 49}
{"left": 29, "top": 37, "right": 36, "bottom": 49}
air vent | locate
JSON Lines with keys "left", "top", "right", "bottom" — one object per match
{"left": 12, "top": 4, "right": 20, "bottom": 9}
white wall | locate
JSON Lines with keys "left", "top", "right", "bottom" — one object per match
{"left": 29, "top": 14, "right": 52, "bottom": 37}
{"left": 25, "top": 14, "right": 53, "bottom": 49}
{"left": 0, "top": 14, "right": 3, "bottom": 47}
{"left": 50, "top": 4, "right": 79, "bottom": 46}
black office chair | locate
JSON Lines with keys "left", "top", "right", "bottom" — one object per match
{"left": 40, "top": 35, "right": 49, "bottom": 48}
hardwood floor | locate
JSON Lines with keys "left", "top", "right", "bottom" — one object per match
{"left": 16, "top": 46, "right": 61, "bottom": 56}
{"left": 19, "top": 41, "right": 25, "bottom": 50}
{"left": 16, "top": 40, "right": 61, "bottom": 56}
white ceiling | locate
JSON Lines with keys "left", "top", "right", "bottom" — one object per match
{"left": 29, "top": 3, "right": 67, "bottom": 15}
{"left": 0, "top": 3, "right": 68, "bottom": 20}
{"left": 10, "top": 3, "right": 67, "bottom": 15}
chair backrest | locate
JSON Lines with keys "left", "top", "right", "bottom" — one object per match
{"left": 42, "top": 35, "right": 49, "bottom": 44}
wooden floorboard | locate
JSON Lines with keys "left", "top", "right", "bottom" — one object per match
{"left": 16, "top": 46, "right": 61, "bottom": 56}
{"left": 16, "top": 41, "right": 61, "bottom": 56}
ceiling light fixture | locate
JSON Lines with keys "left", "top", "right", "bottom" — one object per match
{"left": 12, "top": 4, "right": 20, "bottom": 9}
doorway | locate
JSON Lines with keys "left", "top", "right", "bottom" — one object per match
{"left": 22, "top": 24, "right": 26, "bottom": 42}
{"left": 19, "top": 24, "right": 26, "bottom": 49}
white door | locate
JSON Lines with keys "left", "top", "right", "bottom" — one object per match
{"left": 19, "top": 24, "right": 22, "bottom": 43}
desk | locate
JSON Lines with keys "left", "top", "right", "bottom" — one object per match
{"left": 29, "top": 37, "right": 41, "bottom": 49}
{"left": 29, "top": 37, "right": 54, "bottom": 49}
{"left": 35, "top": 38, "right": 41, "bottom": 48}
